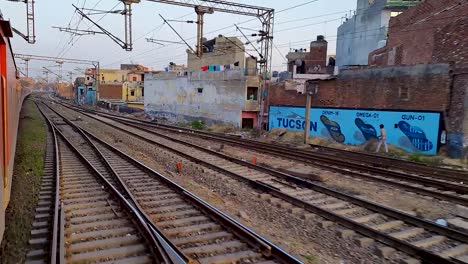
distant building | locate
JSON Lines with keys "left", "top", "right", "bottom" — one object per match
{"left": 369, "top": 0, "right": 468, "bottom": 67}
{"left": 286, "top": 35, "right": 333, "bottom": 75}
{"left": 84, "top": 65, "right": 150, "bottom": 103}
{"left": 144, "top": 36, "right": 262, "bottom": 129}
{"left": 336, "top": 0, "right": 421, "bottom": 68}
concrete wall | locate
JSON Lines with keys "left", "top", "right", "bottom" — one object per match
{"left": 122, "top": 83, "right": 143, "bottom": 102}
{"left": 144, "top": 70, "right": 246, "bottom": 127}
{"left": 99, "top": 69, "right": 128, "bottom": 83}
{"left": 336, "top": 0, "right": 390, "bottom": 67}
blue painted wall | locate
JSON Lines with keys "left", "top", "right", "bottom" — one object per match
{"left": 86, "top": 90, "right": 96, "bottom": 105}
{"left": 269, "top": 106, "right": 441, "bottom": 155}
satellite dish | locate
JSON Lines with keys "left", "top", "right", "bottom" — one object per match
{"left": 295, "top": 59, "right": 303, "bottom": 66}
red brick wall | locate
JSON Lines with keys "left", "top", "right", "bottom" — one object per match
{"left": 268, "top": 64, "right": 451, "bottom": 112}
{"left": 306, "top": 42, "right": 327, "bottom": 68}
{"left": 369, "top": 0, "right": 468, "bottom": 66}
{"left": 99, "top": 84, "right": 122, "bottom": 99}
{"left": 432, "top": 16, "right": 468, "bottom": 65}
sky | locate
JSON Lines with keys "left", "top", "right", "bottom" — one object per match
{"left": 1, "top": 0, "right": 356, "bottom": 79}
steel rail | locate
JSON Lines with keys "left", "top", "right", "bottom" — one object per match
{"left": 36, "top": 102, "right": 175, "bottom": 264}
{"left": 66, "top": 103, "right": 466, "bottom": 182}
{"left": 82, "top": 128, "right": 302, "bottom": 264}
{"left": 48, "top": 101, "right": 468, "bottom": 264}
{"left": 43, "top": 98, "right": 302, "bottom": 264}
{"left": 65, "top": 106, "right": 468, "bottom": 207}
{"left": 37, "top": 103, "right": 61, "bottom": 264}
{"left": 115, "top": 119, "right": 468, "bottom": 194}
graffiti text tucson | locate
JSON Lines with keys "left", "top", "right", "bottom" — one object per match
{"left": 277, "top": 118, "right": 318, "bottom": 131}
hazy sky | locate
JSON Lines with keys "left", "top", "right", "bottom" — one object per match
{"left": 1, "top": 0, "right": 356, "bottom": 78}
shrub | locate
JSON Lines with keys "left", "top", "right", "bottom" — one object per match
{"left": 191, "top": 120, "right": 205, "bottom": 130}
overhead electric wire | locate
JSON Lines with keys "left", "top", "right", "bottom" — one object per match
{"left": 58, "top": 1, "right": 121, "bottom": 58}
{"left": 101, "top": 0, "right": 324, "bottom": 69}
{"left": 274, "top": 12, "right": 468, "bottom": 48}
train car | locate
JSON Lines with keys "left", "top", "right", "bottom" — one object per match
{"left": 0, "top": 12, "right": 31, "bottom": 241}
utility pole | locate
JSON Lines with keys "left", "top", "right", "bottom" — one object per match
{"left": 68, "top": 71, "right": 73, "bottom": 83}
{"left": 9, "top": 0, "right": 36, "bottom": 43}
{"left": 56, "top": 61, "right": 64, "bottom": 83}
{"left": 304, "top": 81, "right": 319, "bottom": 144}
{"left": 195, "top": 6, "right": 214, "bottom": 57}
{"left": 43, "top": 69, "right": 49, "bottom": 83}
{"left": 122, "top": 1, "right": 139, "bottom": 51}
{"left": 23, "top": 58, "right": 30, "bottom": 78}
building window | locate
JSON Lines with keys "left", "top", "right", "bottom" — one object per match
{"left": 130, "top": 90, "right": 135, "bottom": 96}
{"left": 247, "top": 87, "right": 258, "bottom": 100}
{"left": 197, "top": 87, "right": 203, "bottom": 93}
{"left": 132, "top": 76, "right": 137, "bottom": 82}
{"left": 142, "top": 88, "right": 144, "bottom": 97}
{"left": 101, "top": 76, "right": 104, "bottom": 81}
{"left": 399, "top": 86, "right": 409, "bottom": 100}
{"left": 86, "top": 76, "right": 90, "bottom": 81}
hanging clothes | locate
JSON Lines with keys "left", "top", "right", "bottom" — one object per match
{"left": 201, "top": 66, "right": 208, "bottom": 71}
{"left": 208, "top": 65, "right": 215, "bottom": 72}
{"left": 220, "top": 65, "right": 225, "bottom": 71}
{"left": 225, "top": 64, "right": 231, "bottom": 70}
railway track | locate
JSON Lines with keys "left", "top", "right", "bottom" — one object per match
{"left": 61, "top": 101, "right": 467, "bottom": 183}
{"left": 54, "top": 101, "right": 468, "bottom": 207}
{"left": 58, "top": 101, "right": 467, "bottom": 182}
{"left": 37, "top": 100, "right": 299, "bottom": 264}
{"left": 46, "top": 98, "right": 468, "bottom": 263}
{"left": 26, "top": 124, "right": 59, "bottom": 263}
{"left": 27, "top": 104, "right": 169, "bottom": 264}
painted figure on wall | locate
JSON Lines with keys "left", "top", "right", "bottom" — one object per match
{"left": 269, "top": 106, "right": 440, "bottom": 155}
{"left": 320, "top": 115, "right": 345, "bottom": 143}
{"left": 354, "top": 118, "right": 377, "bottom": 141}
{"left": 398, "top": 121, "right": 434, "bottom": 152}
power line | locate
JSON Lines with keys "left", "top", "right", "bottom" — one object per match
{"left": 274, "top": 12, "right": 468, "bottom": 48}
{"left": 57, "top": 1, "right": 121, "bottom": 58}
{"left": 100, "top": 0, "right": 323, "bottom": 68}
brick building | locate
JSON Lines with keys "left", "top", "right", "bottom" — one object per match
{"left": 369, "top": 0, "right": 468, "bottom": 66}
{"left": 286, "top": 35, "right": 332, "bottom": 74}
{"left": 268, "top": 0, "right": 468, "bottom": 157}
{"left": 367, "top": 0, "right": 468, "bottom": 157}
